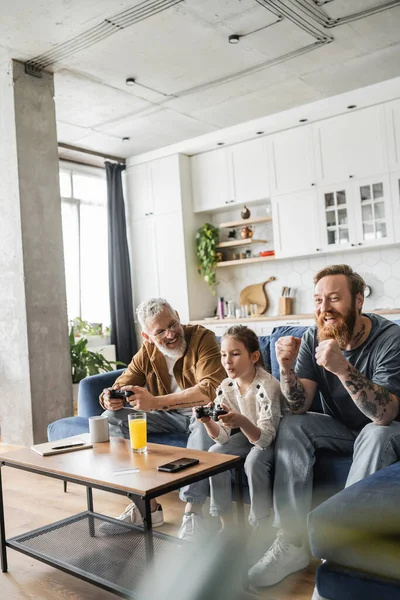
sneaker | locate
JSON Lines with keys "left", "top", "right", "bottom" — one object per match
{"left": 311, "top": 586, "right": 327, "bottom": 600}
{"left": 178, "top": 512, "right": 204, "bottom": 541}
{"left": 248, "top": 534, "right": 309, "bottom": 587}
{"left": 247, "top": 518, "right": 276, "bottom": 566}
{"left": 100, "top": 502, "right": 164, "bottom": 534}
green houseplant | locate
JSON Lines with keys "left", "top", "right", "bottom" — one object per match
{"left": 69, "top": 328, "right": 125, "bottom": 384}
{"left": 196, "top": 222, "right": 220, "bottom": 294}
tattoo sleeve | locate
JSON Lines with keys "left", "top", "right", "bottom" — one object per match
{"left": 343, "top": 364, "right": 396, "bottom": 423}
{"left": 280, "top": 368, "right": 308, "bottom": 413}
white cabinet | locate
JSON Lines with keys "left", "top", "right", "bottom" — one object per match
{"left": 317, "top": 175, "right": 394, "bottom": 252}
{"left": 385, "top": 99, "right": 400, "bottom": 172}
{"left": 191, "top": 149, "right": 231, "bottom": 212}
{"left": 270, "top": 125, "right": 316, "bottom": 195}
{"left": 272, "top": 190, "right": 322, "bottom": 258}
{"left": 127, "top": 155, "right": 182, "bottom": 220}
{"left": 390, "top": 171, "right": 400, "bottom": 242}
{"left": 191, "top": 138, "right": 270, "bottom": 212}
{"left": 130, "top": 217, "right": 159, "bottom": 305}
{"left": 153, "top": 212, "right": 189, "bottom": 316}
{"left": 228, "top": 138, "right": 269, "bottom": 204}
{"left": 315, "top": 106, "right": 388, "bottom": 186}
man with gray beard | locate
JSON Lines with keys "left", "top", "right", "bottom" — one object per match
{"left": 248, "top": 265, "right": 400, "bottom": 598}
{"left": 100, "top": 297, "right": 225, "bottom": 538}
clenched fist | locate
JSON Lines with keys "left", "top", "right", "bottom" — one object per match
{"left": 275, "top": 336, "right": 302, "bottom": 373}
{"left": 315, "top": 339, "right": 348, "bottom": 375}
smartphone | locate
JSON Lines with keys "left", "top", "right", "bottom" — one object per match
{"left": 157, "top": 457, "right": 200, "bottom": 473}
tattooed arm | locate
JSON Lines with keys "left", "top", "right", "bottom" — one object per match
{"left": 340, "top": 364, "right": 399, "bottom": 425}
{"left": 280, "top": 369, "right": 317, "bottom": 414}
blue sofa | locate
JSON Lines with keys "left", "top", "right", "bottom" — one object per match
{"left": 48, "top": 326, "right": 353, "bottom": 502}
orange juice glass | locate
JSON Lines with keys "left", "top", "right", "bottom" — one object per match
{"left": 128, "top": 412, "right": 147, "bottom": 453}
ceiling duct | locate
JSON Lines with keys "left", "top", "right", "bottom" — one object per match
{"left": 308, "top": 0, "right": 400, "bottom": 27}
{"left": 25, "top": 0, "right": 184, "bottom": 76}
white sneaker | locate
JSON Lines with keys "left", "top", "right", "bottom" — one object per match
{"left": 178, "top": 512, "right": 204, "bottom": 541}
{"left": 311, "top": 586, "right": 327, "bottom": 600}
{"left": 100, "top": 502, "right": 164, "bottom": 534}
{"left": 248, "top": 534, "right": 309, "bottom": 587}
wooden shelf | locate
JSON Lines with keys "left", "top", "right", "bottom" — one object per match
{"left": 216, "top": 255, "right": 276, "bottom": 267}
{"left": 216, "top": 238, "right": 267, "bottom": 248}
{"left": 219, "top": 215, "right": 272, "bottom": 229}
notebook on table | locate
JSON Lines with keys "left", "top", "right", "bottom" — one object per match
{"left": 31, "top": 435, "right": 93, "bottom": 457}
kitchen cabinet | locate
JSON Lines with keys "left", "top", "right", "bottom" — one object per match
{"left": 191, "top": 138, "right": 270, "bottom": 213}
{"left": 314, "top": 106, "right": 388, "bottom": 186}
{"left": 317, "top": 175, "right": 394, "bottom": 251}
{"left": 270, "top": 125, "right": 316, "bottom": 195}
{"left": 227, "top": 137, "right": 270, "bottom": 204}
{"left": 272, "top": 189, "right": 322, "bottom": 258}
{"left": 126, "top": 155, "right": 182, "bottom": 220}
{"left": 190, "top": 149, "right": 230, "bottom": 212}
{"left": 390, "top": 171, "right": 400, "bottom": 242}
{"left": 385, "top": 99, "right": 400, "bottom": 172}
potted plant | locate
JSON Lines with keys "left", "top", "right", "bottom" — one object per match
{"left": 69, "top": 328, "right": 125, "bottom": 409}
{"left": 196, "top": 222, "right": 220, "bottom": 294}
{"left": 71, "top": 317, "right": 110, "bottom": 345}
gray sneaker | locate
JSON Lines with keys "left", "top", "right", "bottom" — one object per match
{"left": 100, "top": 502, "right": 164, "bottom": 534}
{"left": 178, "top": 512, "right": 204, "bottom": 541}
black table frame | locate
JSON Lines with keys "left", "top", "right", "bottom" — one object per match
{"left": 0, "top": 455, "right": 244, "bottom": 598}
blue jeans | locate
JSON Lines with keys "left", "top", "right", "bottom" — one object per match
{"left": 273, "top": 412, "right": 400, "bottom": 537}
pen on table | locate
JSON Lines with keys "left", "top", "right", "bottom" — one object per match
{"left": 51, "top": 442, "right": 86, "bottom": 450}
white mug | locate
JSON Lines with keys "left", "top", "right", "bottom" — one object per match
{"left": 89, "top": 415, "right": 109, "bottom": 443}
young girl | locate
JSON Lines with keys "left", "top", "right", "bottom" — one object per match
{"left": 199, "top": 325, "right": 284, "bottom": 531}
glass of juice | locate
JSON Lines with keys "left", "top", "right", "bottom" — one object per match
{"left": 128, "top": 412, "right": 147, "bottom": 453}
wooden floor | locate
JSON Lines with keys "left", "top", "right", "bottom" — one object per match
{"left": 0, "top": 442, "right": 317, "bottom": 600}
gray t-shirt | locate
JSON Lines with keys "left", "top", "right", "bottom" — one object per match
{"left": 296, "top": 314, "right": 400, "bottom": 429}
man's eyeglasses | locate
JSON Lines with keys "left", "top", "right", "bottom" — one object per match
{"left": 152, "top": 321, "right": 180, "bottom": 340}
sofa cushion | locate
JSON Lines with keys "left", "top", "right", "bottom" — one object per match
{"left": 78, "top": 369, "right": 125, "bottom": 417}
{"left": 316, "top": 561, "right": 400, "bottom": 600}
{"left": 309, "top": 462, "right": 400, "bottom": 581}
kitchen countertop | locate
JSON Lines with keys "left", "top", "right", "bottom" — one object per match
{"left": 189, "top": 309, "right": 400, "bottom": 325}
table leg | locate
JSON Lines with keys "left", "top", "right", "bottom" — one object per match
{"left": 86, "top": 487, "right": 94, "bottom": 537}
{"left": 234, "top": 466, "right": 245, "bottom": 530}
{"left": 0, "top": 466, "right": 8, "bottom": 573}
{"left": 135, "top": 496, "right": 154, "bottom": 562}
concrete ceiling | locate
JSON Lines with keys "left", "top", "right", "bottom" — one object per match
{"left": 1, "top": 0, "right": 400, "bottom": 158}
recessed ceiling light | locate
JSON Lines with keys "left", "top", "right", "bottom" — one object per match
{"left": 299, "top": 118, "right": 308, "bottom": 123}
{"left": 347, "top": 104, "right": 357, "bottom": 109}
{"left": 125, "top": 77, "right": 136, "bottom": 86}
{"left": 122, "top": 137, "right": 130, "bottom": 142}
{"left": 256, "top": 131, "right": 264, "bottom": 135}
{"left": 217, "top": 142, "right": 225, "bottom": 146}
{"left": 228, "top": 34, "right": 240, "bottom": 44}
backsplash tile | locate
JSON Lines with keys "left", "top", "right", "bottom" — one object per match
{"left": 216, "top": 245, "right": 400, "bottom": 316}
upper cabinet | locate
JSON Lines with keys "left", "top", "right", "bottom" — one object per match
{"left": 126, "top": 155, "right": 182, "bottom": 220}
{"left": 385, "top": 99, "right": 400, "bottom": 172}
{"left": 317, "top": 175, "right": 394, "bottom": 252}
{"left": 227, "top": 138, "right": 270, "bottom": 204}
{"left": 272, "top": 189, "right": 322, "bottom": 258}
{"left": 191, "top": 138, "right": 270, "bottom": 212}
{"left": 190, "top": 148, "right": 230, "bottom": 212}
{"left": 314, "top": 106, "right": 388, "bottom": 186}
{"left": 270, "top": 125, "right": 316, "bottom": 195}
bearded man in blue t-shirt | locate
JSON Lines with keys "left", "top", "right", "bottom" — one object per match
{"left": 249, "top": 264, "right": 400, "bottom": 593}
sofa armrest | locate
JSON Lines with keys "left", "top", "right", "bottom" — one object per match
{"left": 78, "top": 369, "right": 125, "bottom": 417}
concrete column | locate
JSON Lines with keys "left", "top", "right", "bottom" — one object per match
{"left": 0, "top": 60, "right": 72, "bottom": 445}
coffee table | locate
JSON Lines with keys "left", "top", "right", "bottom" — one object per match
{"left": 0, "top": 435, "right": 244, "bottom": 598}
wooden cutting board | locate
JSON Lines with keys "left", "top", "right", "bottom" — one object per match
{"left": 239, "top": 277, "right": 276, "bottom": 315}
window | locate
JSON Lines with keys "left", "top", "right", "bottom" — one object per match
{"left": 60, "top": 164, "right": 110, "bottom": 328}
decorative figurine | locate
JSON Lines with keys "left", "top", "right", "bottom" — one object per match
{"left": 228, "top": 229, "right": 237, "bottom": 239}
{"left": 240, "top": 226, "right": 253, "bottom": 239}
{"left": 241, "top": 205, "right": 251, "bottom": 219}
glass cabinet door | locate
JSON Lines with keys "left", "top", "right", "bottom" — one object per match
{"left": 354, "top": 176, "right": 393, "bottom": 246}
{"left": 322, "top": 187, "right": 352, "bottom": 247}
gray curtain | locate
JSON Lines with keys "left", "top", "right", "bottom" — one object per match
{"left": 105, "top": 161, "right": 137, "bottom": 364}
